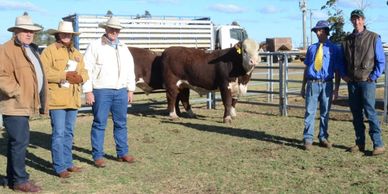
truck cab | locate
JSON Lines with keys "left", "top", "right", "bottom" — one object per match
{"left": 215, "top": 25, "right": 248, "bottom": 49}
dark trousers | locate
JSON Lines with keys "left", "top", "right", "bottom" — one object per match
{"left": 3, "top": 115, "right": 30, "bottom": 186}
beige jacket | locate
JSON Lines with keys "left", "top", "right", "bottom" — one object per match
{"left": 40, "top": 42, "right": 88, "bottom": 110}
{"left": 0, "top": 38, "right": 48, "bottom": 116}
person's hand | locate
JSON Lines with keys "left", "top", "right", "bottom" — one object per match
{"left": 85, "top": 92, "right": 95, "bottom": 105}
{"left": 128, "top": 91, "right": 134, "bottom": 103}
{"left": 301, "top": 87, "right": 306, "bottom": 99}
{"left": 71, "top": 74, "right": 83, "bottom": 84}
{"left": 66, "top": 71, "right": 77, "bottom": 80}
{"left": 66, "top": 72, "right": 83, "bottom": 84}
{"left": 332, "top": 89, "right": 339, "bottom": 101}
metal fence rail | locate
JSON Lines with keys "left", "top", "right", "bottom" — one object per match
{"left": 237, "top": 51, "right": 388, "bottom": 123}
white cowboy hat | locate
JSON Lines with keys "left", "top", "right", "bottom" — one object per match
{"left": 98, "top": 16, "right": 123, "bottom": 30}
{"left": 47, "top": 21, "right": 81, "bottom": 35}
{"left": 7, "top": 14, "right": 42, "bottom": 32}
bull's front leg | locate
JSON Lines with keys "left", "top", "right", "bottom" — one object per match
{"left": 219, "top": 86, "right": 233, "bottom": 124}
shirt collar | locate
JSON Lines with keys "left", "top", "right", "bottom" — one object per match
{"left": 101, "top": 34, "right": 120, "bottom": 48}
{"left": 55, "top": 42, "right": 75, "bottom": 52}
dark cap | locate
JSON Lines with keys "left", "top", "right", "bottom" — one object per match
{"left": 351, "top": 9, "right": 365, "bottom": 18}
{"left": 311, "top": 20, "right": 330, "bottom": 32}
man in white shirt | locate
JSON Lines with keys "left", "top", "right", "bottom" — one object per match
{"left": 83, "top": 16, "right": 136, "bottom": 167}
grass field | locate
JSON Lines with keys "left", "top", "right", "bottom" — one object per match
{"left": 1, "top": 94, "right": 388, "bottom": 193}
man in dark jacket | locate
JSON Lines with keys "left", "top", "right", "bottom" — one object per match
{"left": 0, "top": 13, "right": 48, "bottom": 192}
{"left": 342, "top": 9, "right": 385, "bottom": 156}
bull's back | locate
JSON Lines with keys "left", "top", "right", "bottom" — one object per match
{"left": 162, "top": 47, "right": 219, "bottom": 89}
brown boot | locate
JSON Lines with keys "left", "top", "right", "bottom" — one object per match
{"left": 67, "top": 166, "right": 83, "bottom": 173}
{"left": 58, "top": 171, "right": 71, "bottom": 178}
{"left": 372, "top": 147, "right": 385, "bottom": 156}
{"left": 118, "top": 155, "right": 135, "bottom": 163}
{"left": 94, "top": 159, "right": 106, "bottom": 168}
{"left": 319, "top": 140, "right": 332, "bottom": 148}
{"left": 304, "top": 142, "right": 313, "bottom": 151}
{"left": 13, "top": 181, "right": 42, "bottom": 192}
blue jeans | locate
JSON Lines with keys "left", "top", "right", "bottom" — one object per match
{"left": 91, "top": 88, "right": 129, "bottom": 160}
{"left": 303, "top": 81, "right": 333, "bottom": 143}
{"left": 348, "top": 81, "right": 383, "bottom": 148}
{"left": 3, "top": 115, "right": 30, "bottom": 186}
{"left": 49, "top": 109, "right": 78, "bottom": 174}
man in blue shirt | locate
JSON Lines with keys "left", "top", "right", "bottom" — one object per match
{"left": 342, "top": 10, "right": 385, "bottom": 156}
{"left": 301, "top": 20, "right": 344, "bottom": 150}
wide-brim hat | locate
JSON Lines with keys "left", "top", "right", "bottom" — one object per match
{"left": 47, "top": 21, "right": 81, "bottom": 35}
{"left": 311, "top": 20, "right": 330, "bottom": 32}
{"left": 7, "top": 14, "right": 42, "bottom": 32}
{"left": 98, "top": 16, "right": 123, "bottom": 30}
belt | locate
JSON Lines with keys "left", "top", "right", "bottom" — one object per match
{"left": 308, "top": 79, "right": 333, "bottom": 83}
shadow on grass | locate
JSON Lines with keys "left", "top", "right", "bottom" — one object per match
{"left": 129, "top": 103, "right": 210, "bottom": 120}
{"left": 162, "top": 120, "right": 305, "bottom": 149}
{"left": 163, "top": 120, "right": 351, "bottom": 151}
{"left": 0, "top": 130, "right": 119, "bottom": 176}
{"left": 72, "top": 146, "right": 117, "bottom": 165}
{"left": 30, "top": 131, "right": 117, "bottom": 167}
{"left": 128, "top": 102, "right": 166, "bottom": 118}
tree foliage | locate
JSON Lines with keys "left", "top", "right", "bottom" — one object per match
{"left": 33, "top": 24, "right": 55, "bottom": 46}
{"left": 321, "top": 0, "right": 348, "bottom": 43}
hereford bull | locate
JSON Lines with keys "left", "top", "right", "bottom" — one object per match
{"left": 128, "top": 47, "right": 164, "bottom": 93}
{"left": 161, "top": 38, "right": 260, "bottom": 123}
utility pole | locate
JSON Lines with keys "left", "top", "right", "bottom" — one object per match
{"left": 308, "top": 9, "right": 318, "bottom": 45}
{"left": 299, "top": 0, "right": 307, "bottom": 49}
{"left": 309, "top": 9, "right": 312, "bottom": 45}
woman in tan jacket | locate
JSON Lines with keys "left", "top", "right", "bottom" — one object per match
{"left": 40, "top": 21, "right": 88, "bottom": 178}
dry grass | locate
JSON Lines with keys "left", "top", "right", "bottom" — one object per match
{"left": 1, "top": 96, "right": 388, "bottom": 193}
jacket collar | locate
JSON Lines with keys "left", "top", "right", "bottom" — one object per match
{"left": 101, "top": 34, "right": 123, "bottom": 47}
{"left": 352, "top": 26, "right": 367, "bottom": 37}
{"left": 54, "top": 41, "right": 75, "bottom": 52}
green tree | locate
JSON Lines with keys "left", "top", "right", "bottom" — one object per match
{"left": 321, "top": 0, "right": 348, "bottom": 43}
{"left": 33, "top": 24, "right": 55, "bottom": 46}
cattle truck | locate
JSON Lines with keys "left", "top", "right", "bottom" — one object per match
{"left": 62, "top": 13, "right": 248, "bottom": 53}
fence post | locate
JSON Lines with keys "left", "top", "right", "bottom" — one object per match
{"left": 283, "top": 53, "right": 289, "bottom": 116}
{"left": 278, "top": 54, "right": 285, "bottom": 116}
{"left": 207, "top": 91, "right": 216, "bottom": 109}
{"left": 267, "top": 54, "right": 274, "bottom": 102}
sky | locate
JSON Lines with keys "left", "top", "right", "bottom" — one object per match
{"left": 0, "top": 0, "right": 388, "bottom": 48}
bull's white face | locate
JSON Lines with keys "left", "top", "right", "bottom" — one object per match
{"left": 241, "top": 38, "right": 260, "bottom": 74}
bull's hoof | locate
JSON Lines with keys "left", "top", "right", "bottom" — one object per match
{"left": 169, "top": 112, "right": 179, "bottom": 120}
{"left": 169, "top": 116, "right": 180, "bottom": 120}
{"left": 223, "top": 116, "right": 232, "bottom": 124}
{"left": 186, "top": 109, "right": 196, "bottom": 118}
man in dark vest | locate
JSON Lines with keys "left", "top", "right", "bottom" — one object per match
{"left": 342, "top": 9, "right": 385, "bottom": 156}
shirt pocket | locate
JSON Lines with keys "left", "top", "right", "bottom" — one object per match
{"left": 53, "top": 58, "right": 68, "bottom": 71}
{"left": 48, "top": 86, "right": 69, "bottom": 107}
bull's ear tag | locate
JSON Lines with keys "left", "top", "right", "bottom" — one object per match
{"left": 236, "top": 48, "right": 241, "bottom": 55}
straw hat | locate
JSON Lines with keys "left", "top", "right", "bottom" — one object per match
{"left": 98, "top": 17, "right": 123, "bottom": 30}
{"left": 47, "top": 21, "right": 81, "bottom": 35}
{"left": 7, "top": 14, "right": 42, "bottom": 32}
